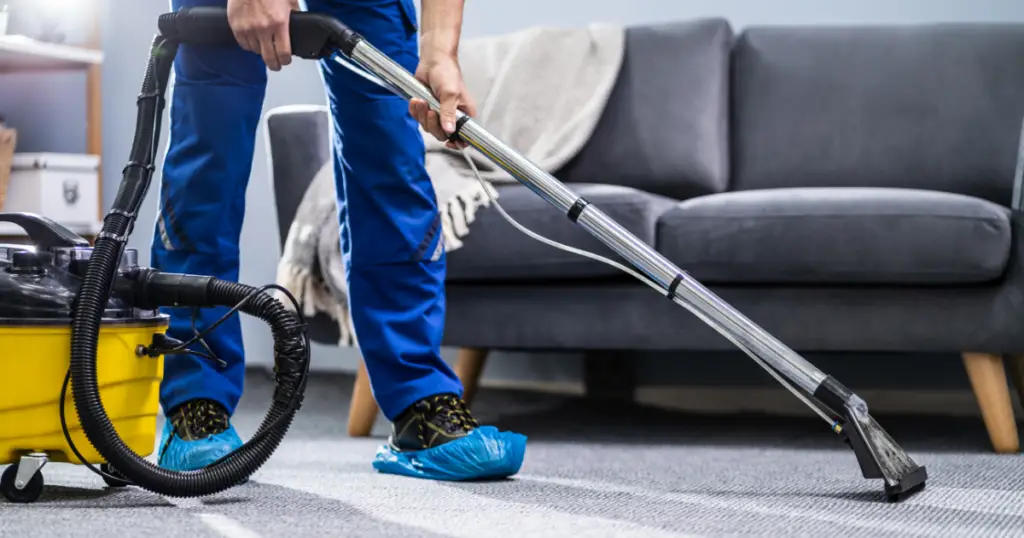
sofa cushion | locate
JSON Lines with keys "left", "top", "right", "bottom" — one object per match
{"left": 558, "top": 19, "right": 733, "bottom": 200}
{"left": 446, "top": 184, "right": 677, "bottom": 282}
{"left": 656, "top": 187, "right": 1011, "bottom": 285}
{"left": 731, "top": 24, "right": 1024, "bottom": 205}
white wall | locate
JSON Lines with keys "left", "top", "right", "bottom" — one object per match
{"left": 3, "top": 0, "right": 1023, "bottom": 390}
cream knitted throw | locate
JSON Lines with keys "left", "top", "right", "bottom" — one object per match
{"left": 276, "top": 24, "right": 625, "bottom": 345}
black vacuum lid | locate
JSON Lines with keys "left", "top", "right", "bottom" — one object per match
{"left": 0, "top": 213, "right": 161, "bottom": 323}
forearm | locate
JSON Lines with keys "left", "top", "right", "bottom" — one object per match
{"left": 419, "top": 0, "right": 465, "bottom": 58}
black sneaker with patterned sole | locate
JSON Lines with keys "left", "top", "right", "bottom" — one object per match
{"left": 389, "top": 393, "right": 481, "bottom": 452}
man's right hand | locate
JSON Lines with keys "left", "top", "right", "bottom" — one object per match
{"left": 227, "top": 0, "right": 299, "bottom": 71}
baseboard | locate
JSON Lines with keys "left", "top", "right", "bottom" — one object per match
{"left": 479, "top": 378, "right": 586, "bottom": 396}
{"left": 478, "top": 378, "right": 1023, "bottom": 418}
{"left": 640, "top": 386, "right": 1024, "bottom": 417}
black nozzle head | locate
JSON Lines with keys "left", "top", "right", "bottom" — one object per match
{"left": 814, "top": 376, "right": 928, "bottom": 502}
{"left": 883, "top": 464, "right": 928, "bottom": 502}
{"left": 838, "top": 416, "right": 928, "bottom": 502}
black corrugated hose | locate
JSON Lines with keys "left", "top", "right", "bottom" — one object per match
{"left": 67, "top": 34, "right": 309, "bottom": 497}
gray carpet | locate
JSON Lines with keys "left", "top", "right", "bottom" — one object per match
{"left": 2, "top": 370, "right": 1022, "bottom": 537}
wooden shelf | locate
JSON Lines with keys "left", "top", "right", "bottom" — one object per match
{"left": 0, "top": 35, "right": 103, "bottom": 73}
{"left": 0, "top": 15, "right": 105, "bottom": 231}
{"left": 0, "top": 220, "right": 101, "bottom": 237}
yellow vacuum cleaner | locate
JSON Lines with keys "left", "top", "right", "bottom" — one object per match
{"left": 0, "top": 217, "right": 167, "bottom": 502}
{"left": 0, "top": 212, "right": 310, "bottom": 504}
{"left": 0, "top": 11, "right": 311, "bottom": 501}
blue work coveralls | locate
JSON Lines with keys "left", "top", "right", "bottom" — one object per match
{"left": 154, "top": 0, "right": 463, "bottom": 421}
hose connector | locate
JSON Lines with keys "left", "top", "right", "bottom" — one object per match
{"left": 116, "top": 268, "right": 215, "bottom": 309}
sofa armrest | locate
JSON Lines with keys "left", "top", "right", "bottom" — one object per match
{"left": 1013, "top": 117, "right": 1024, "bottom": 211}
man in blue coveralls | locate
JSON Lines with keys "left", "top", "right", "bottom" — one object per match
{"left": 154, "top": 0, "right": 525, "bottom": 479}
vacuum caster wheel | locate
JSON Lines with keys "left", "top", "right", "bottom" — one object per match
{"left": 100, "top": 464, "right": 131, "bottom": 488}
{"left": 1, "top": 457, "right": 46, "bottom": 503}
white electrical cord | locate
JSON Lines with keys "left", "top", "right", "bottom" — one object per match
{"left": 457, "top": 152, "right": 651, "bottom": 283}
{"left": 333, "top": 54, "right": 838, "bottom": 428}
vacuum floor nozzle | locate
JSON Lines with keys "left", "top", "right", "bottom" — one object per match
{"left": 840, "top": 396, "right": 927, "bottom": 501}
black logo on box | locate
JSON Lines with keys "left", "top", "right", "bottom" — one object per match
{"left": 63, "top": 180, "right": 79, "bottom": 206}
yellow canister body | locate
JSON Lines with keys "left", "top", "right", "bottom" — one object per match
{"left": 0, "top": 320, "right": 167, "bottom": 465}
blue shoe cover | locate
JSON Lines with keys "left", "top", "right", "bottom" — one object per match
{"left": 372, "top": 425, "right": 527, "bottom": 481}
{"left": 157, "top": 419, "right": 244, "bottom": 472}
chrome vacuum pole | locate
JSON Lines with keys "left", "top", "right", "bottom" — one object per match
{"left": 352, "top": 41, "right": 829, "bottom": 395}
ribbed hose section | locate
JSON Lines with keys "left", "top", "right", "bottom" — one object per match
{"left": 70, "top": 239, "right": 305, "bottom": 496}
{"left": 205, "top": 278, "right": 307, "bottom": 453}
{"left": 68, "top": 34, "right": 305, "bottom": 496}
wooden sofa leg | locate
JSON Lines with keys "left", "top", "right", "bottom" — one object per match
{"left": 962, "top": 352, "right": 1020, "bottom": 453}
{"left": 347, "top": 360, "right": 379, "bottom": 437}
{"left": 454, "top": 348, "right": 489, "bottom": 406}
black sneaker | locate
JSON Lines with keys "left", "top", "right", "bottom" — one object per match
{"left": 389, "top": 393, "right": 480, "bottom": 452}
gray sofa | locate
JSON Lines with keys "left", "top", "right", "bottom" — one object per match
{"left": 266, "top": 19, "right": 1024, "bottom": 451}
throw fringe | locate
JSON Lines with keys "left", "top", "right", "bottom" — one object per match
{"left": 440, "top": 175, "right": 499, "bottom": 251}
{"left": 274, "top": 178, "right": 500, "bottom": 348}
{"left": 274, "top": 262, "right": 356, "bottom": 346}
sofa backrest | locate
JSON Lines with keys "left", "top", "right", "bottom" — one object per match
{"left": 731, "top": 24, "right": 1024, "bottom": 206}
{"left": 559, "top": 18, "right": 733, "bottom": 201}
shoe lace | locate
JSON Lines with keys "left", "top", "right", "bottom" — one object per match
{"left": 416, "top": 394, "right": 479, "bottom": 438}
{"left": 170, "top": 399, "right": 230, "bottom": 439}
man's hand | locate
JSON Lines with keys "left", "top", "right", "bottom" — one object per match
{"left": 410, "top": 52, "right": 476, "bottom": 150}
{"left": 227, "top": 0, "right": 300, "bottom": 71}
{"left": 410, "top": 0, "right": 472, "bottom": 149}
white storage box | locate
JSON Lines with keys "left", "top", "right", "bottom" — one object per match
{"left": 7, "top": 152, "right": 100, "bottom": 229}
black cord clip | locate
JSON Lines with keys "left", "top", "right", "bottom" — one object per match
{"left": 567, "top": 197, "right": 590, "bottom": 223}
{"left": 667, "top": 274, "right": 683, "bottom": 299}
{"left": 122, "top": 160, "right": 155, "bottom": 175}
{"left": 97, "top": 231, "right": 130, "bottom": 244}
{"left": 136, "top": 90, "right": 166, "bottom": 108}
{"left": 446, "top": 115, "right": 471, "bottom": 143}
{"left": 140, "top": 333, "right": 228, "bottom": 369}
{"left": 105, "top": 208, "right": 137, "bottom": 220}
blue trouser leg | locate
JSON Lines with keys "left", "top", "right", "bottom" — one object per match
{"left": 153, "top": 0, "right": 266, "bottom": 416}
{"left": 304, "top": 0, "right": 463, "bottom": 420}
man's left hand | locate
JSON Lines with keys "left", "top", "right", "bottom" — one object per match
{"left": 410, "top": 52, "right": 476, "bottom": 150}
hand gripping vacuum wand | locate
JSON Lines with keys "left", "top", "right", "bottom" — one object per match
{"left": 157, "top": 8, "right": 927, "bottom": 501}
